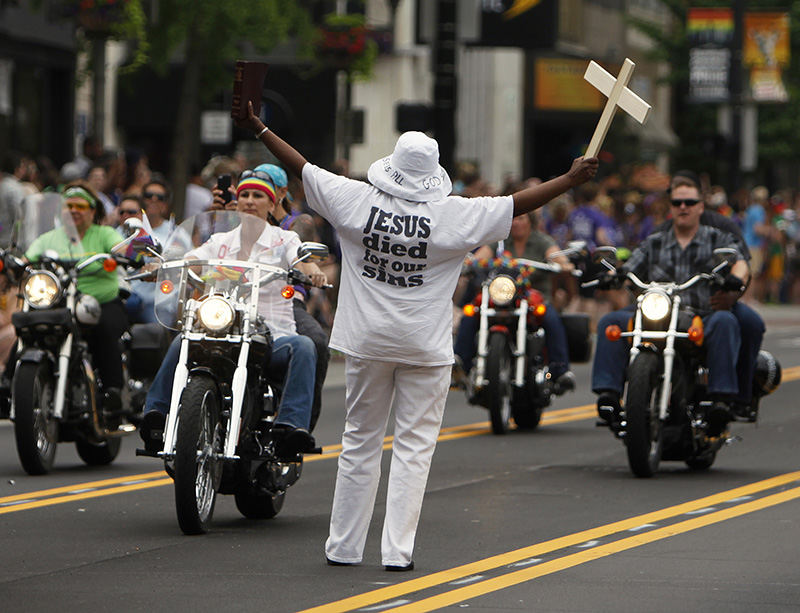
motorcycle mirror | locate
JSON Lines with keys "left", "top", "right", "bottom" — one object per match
{"left": 122, "top": 217, "right": 144, "bottom": 236}
{"left": 711, "top": 247, "right": 737, "bottom": 273}
{"left": 592, "top": 246, "right": 617, "bottom": 263}
{"left": 294, "top": 242, "right": 329, "bottom": 264}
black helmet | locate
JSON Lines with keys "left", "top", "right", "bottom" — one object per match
{"left": 753, "top": 350, "right": 781, "bottom": 397}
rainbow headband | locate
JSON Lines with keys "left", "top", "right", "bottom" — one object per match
{"left": 62, "top": 186, "right": 98, "bottom": 209}
{"left": 236, "top": 178, "right": 276, "bottom": 202}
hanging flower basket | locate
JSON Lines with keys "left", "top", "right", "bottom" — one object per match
{"left": 314, "top": 14, "right": 378, "bottom": 79}
{"left": 54, "top": 0, "right": 130, "bottom": 35}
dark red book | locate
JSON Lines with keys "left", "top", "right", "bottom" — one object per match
{"left": 231, "top": 61, "right": 269, "bottom": 120}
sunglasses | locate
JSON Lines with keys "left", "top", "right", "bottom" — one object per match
{"left": 670, "top": 198, "right": 701, "bottom": 208}
{"left": 143, "top": 191, "right": 166, "bottom": 201}
{"left": 65, "top": 201, "right": 91, "bottom": 211}
{"left": 239, "top": 169, "right": 276, "bottom": 186}
{"left": 119, "top": 208, "right": 139, "bottom": 216}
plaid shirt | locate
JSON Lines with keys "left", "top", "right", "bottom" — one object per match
{"left": 622, "top": 225, "right": 744, "bottom": 313}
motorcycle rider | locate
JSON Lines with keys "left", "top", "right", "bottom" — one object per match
{"left": 454, "top": 210, "right": 576, "bottom": 393}
{"left": 592, "top": 176, "right": 749, "bottom": 437}
{"left": 656, "top": 171, "right": 766, "bottom": 420}
{"left": 139, "top": 170, "right": 327, "bottom": 459}
{"left": 8, "top": 181, "right": 128, "bottom": 419}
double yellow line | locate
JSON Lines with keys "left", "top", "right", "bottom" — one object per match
{"left": 299, "top": 471, "right": 800, "bottom": 613}
{"left": 0, "top": 405, "right": 593, "bottom": 514}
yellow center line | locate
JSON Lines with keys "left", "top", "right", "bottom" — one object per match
{"left": 385, "top": 487, "right": 800, "bottom": 613}
{"left": 0, "top": 478, "right": 174, "bottom": 514}
{"left": 0, "top": 470, "right": 168, "bottom": 505}
{"left": 297, "top": 470, "right": 800, "bottom": 613}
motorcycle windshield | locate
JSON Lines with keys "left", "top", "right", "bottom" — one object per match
{"left": 15, "top": 192, "right": 85, "bottom": 260}
{"left": 153, "top": 211, "right": 289, "bottom": 331}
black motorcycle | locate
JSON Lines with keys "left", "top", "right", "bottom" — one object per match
{"left": 3, "top": 193, "right": 158, "bottom": 474}
{"left": 135, "top": 211, "right": 329, "bottom": 534}
{"left": 586, "top": 247, "right": 782, "bottom": 477}
{"left": 460, "top": 244, "right": 592, "bottom": 434}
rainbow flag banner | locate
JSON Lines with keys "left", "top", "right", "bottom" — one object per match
{"left": 687, "top": 7, "right": 734, "bottom": 46}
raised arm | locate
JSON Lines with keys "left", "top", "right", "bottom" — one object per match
{"left": 237, "top": 101, "right": 307, "bottom": 179}
{"left": 512, "top": 157, "right": 599, "bottom": 217}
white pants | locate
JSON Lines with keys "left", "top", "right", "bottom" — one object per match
{"left": 325, "top": 356, "right": 451, "bottom": 566}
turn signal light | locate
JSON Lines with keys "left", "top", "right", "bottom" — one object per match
{"left": 533, "top": 303, "right": 547, "bottom": 317}
{"left": 281, "top": 285, "right": 295, "bottom": 299}
{"left": 103, "top": 258, "right": 117, "bottom": 272}
{"left": 688, "top": 315, "right": 704, "bottom": 346}
{"left": 605, "top": 325, "right": 622, "bottom": 341}
{"left": 159, "top": 280, "right": 174, "bottom": 294}
{"left": 463, "top": 304, "right": 476, "bottom": 317}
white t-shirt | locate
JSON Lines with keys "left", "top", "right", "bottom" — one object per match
{"left": 303, "top": 163, "right": 513, "bottom": 366}
{"left": 187, "top": 224, "right": 301, "bottom": 338}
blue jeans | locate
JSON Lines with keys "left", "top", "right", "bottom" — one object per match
{"left": 144, "top": 333, "right": 316, "bottom": 430}
{"left": 731, "top": 302, "right": 765, "bottom": 403}
{"left": 591, "top": 306, "right": 741, "bottom": 397}
{"left": 453, "top": 304, "right": 570, "bottom": 378}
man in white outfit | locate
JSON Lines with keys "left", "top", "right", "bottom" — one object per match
{"left": 237, "top": 101, "right": 598, "bottom": 570}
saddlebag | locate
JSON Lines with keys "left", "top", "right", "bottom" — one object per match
{"left": 128, "top": 323, "right": 171, "bottom": 379}
{"left": 560, "top": 313, "right": 592, "bottom": 363}
{"left": 12, "top": 308, "right": 73, "bottom": 343}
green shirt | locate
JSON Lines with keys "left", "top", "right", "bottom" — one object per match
{"left": 26, "top": 225, "right": 123, "bottom": 304}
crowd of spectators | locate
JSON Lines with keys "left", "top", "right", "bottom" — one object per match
{"left": 2, "top": 145, "right": 799, "bottom": 354}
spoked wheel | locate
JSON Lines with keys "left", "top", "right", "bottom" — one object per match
{"left": 486, "top": 332, "right": 513, "bottom": 435}
{"left": 625, "top": 352, "right": 663, "bottom": 478}
{"left": 13, "top": 362, "right": 58, "bottom": 475}
{"left": 174, "top": 374, "right": 223, "bottom": 535}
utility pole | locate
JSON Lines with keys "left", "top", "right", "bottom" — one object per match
{"left": 728, "top": 0, "right": 745, "bottom": 194}
{"left": 433, "top": 0, "right": 457, "bottom": 174}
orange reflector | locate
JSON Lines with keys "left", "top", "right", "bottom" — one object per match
{"left": 0, "top": 259, "right": 4, "bottom": 273}
{"left": 159, "top": 280, "right": 174, "bottom": 294}
{"left": 688, "top": 315, "right": 704, "bottom": 346}
{"left": 533, "top": 303, "right": 547, "bottom": 317}
{"left": 103, "top": 258, "right": 117, "bottom": 272}
{"left": 605, "top": 325, "right": 622, "bottom": 341}
{"left": 463, "top": 304, "right": 476, "bottom": 317}
{"left": 281, "top": 285, "right": 295, "bottom": 299}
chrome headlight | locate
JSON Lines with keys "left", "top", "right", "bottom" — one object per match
{"left": 23, "top": 271, "right": 61, "bottom": 308}
{"left": 196, "top": 296, "right": 234, "bottom": 335}
{"left": 641, "top": 290, "right": 670, "bottom": 322}
{"left": 488, "top": 275, "right": 517, "bottom": 306}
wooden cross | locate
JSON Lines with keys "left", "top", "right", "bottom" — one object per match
{"left": 583, "top": 58, "right": 652, "bottom": 158}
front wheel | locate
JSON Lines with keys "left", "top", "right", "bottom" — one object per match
{"left": 486, "top": 332, "right": 513, "bottom": 435}
{"left": 13, "top": 361, "right": 58, "bottom": 475}
{"left": 624, "top": 352, "right": 664, "bottom": 478}
{"left": 76, "top": 437, "right": 122, "bottom": 466}
{"left": 174, "top": 374, "right": 223, "bottom": 535}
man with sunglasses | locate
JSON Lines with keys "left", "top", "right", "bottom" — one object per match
{"left": 591, "top": 175, "right": 750, "bottom": 437}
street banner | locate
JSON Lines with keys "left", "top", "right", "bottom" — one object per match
{"left": 744, "top": 12, "right": 790, "bottom": 68}
{"left": 687, "top": 7, "right": 733, "bottom": 46}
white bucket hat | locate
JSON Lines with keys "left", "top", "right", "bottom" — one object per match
{"left": 367, "top": 132, "right": 452, "bottom": 202}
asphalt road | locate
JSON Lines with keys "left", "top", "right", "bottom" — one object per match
{"left": 1, "top": 315, "right": 799, "bottom": 612}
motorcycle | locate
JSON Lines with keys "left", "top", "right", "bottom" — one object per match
{"left": 134, "top": 211, "right": 329, "bottom": 535}
{"left": 3, "top": 193, "right": 156, "bottom": 475}
{"left": 586, "top": 247, "right": 782, "bottom": 477}
{"left": 460, "top": 243, "right": 592, "bottom": 434}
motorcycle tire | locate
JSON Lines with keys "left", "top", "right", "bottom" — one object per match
{"left": 13, "top": 361, "right": 58, "bottom": 475}
{"left": 511, "top": 386, "right": 543, "bottom": 431}
{"left": 624, "top": 351, "right": 664, "bottom": 478}
{"left": 234, "top": 488, "right": 285, "bottom": 520}
{"left": 486, "top": 332, "right": 513, "bottom": 435}
{"left": 685, "top": 452, "right": 716, "bottom": 471}
{"left": 75, "top": 437, "right": 122, "bottom": 466}
{"left": 174, "top": 374, "right": 223, "bottom": 535}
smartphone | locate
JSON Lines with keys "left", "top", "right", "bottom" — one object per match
{"left": 217, "top": 174, "right": 232, "bottom": 204}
